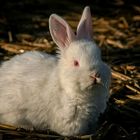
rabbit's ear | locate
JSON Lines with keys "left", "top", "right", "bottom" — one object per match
{"left": 77, "top": 6, "right": 93, "bottom": 40}
{"left": 49, "top": 14, "right": 75, "bottom": 49}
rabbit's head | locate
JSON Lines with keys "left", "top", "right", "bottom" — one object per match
{"left": 49, "top": 6, "right": 111, "bottom": 94}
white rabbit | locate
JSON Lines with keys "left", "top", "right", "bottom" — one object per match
{"left": 0, "top": 6, "right": 111, "bottom": 136}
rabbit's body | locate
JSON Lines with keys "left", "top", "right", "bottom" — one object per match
{"left": 0, "top": 51, "right": 58, "bottom": 126}
{"left": 0, "top": 7, "right": 111, "bottom": 136}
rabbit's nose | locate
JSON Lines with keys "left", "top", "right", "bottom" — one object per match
{"left": 90, "top": 72, "right": 101, "bottom": 84}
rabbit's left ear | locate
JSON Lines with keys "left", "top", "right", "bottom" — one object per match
{"left": 77, "top": 6, "right": 93, "bottom": 40}
{"left": 49, "top": 14, "right": 75, "bottom": 49}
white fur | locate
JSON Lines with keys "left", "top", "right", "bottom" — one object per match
{"left": 0, "top": 6, "right": 111, "bottom": 136}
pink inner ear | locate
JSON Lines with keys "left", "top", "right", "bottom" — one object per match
{"left": 49, "top": 14, "right": 76, "bottom": 49}
{"left": 51, "top": 18, "right": 68, "bottom": 47}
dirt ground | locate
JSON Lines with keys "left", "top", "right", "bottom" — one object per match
{"left": 0, "top": 0, "right": 140, "bottom": 140}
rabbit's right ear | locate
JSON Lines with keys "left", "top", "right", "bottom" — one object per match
{"left": 49, "top": 14, "right": 75, "bottom": 49}
{"left": 77, "top": 6, "right": 93, "bottom": 40}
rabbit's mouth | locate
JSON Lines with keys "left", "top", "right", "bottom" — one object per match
{"left": 87, "top": 82, "right": 102, "bottom": 89}
{"left": 80, "top": 81, "right": 101, "bottom": 92}
{"left": 78, "top": 74, "right": 103, "bottom": 91}
{"left": 84, "top": 77, "right": 106, "bottom": 90}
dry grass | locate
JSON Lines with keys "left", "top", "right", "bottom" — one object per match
{"left": 0, "top": 1, "right": 140, "bottom": 140}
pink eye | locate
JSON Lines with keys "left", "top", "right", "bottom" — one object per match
{"left": 74, "top": 60, "right": 79, "bottom": 67}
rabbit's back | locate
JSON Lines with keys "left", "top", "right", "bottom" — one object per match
{"left": 0, "top": 51, "right": 57, "bottom": 118}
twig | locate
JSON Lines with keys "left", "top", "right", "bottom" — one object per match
{"left": 121, "top": 105, "right": 140, "bottom": 118}
{"left": 112, "top": 70, "right": 140, "bottom": 94}
{"left": 112, "top": 70, "right": 132, "bottom": 81}
{"left": 0, "top": 129, "right": 62, "bottom": 139}
{"left": 8, "top": 31, "right": 13, "bottom": 42}
{"left": 22, "top": 39, "right": 52, "bottom": 49}
{"left": 127, "top": 94, "right": 140, "bottom": 100}
{"left": 0, "top": 42, "right": 26, "bottom": 54}
{"left": 133, "top": 15, "right": 140, "bottom": 21}
{"left": 119, "top": 17, "right": 129, "bottom": 28}
{"left": 107, "top": 25, "right": 127, "bottom": 37}
{"left": 125, "top": 85, "right": 140, "bottom": 94}
{"left": 106, "top": 39, "right": 125, "bottom": 48}
{"left": 0, "top": 124, "right": 16, "bottom": 130}
{"left": 75, "top": 134, "right": 95, "bottom": 139}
